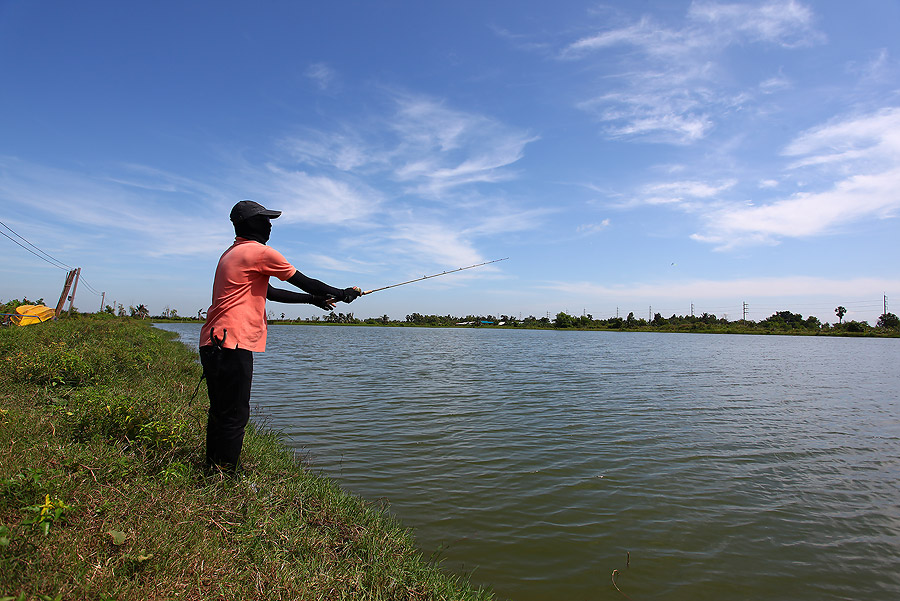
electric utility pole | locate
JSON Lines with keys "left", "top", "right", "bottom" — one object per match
{"left": 55, "top": 269, "right": 78, "bottom": 318}
{"left": 67, "top": 268, "right": 81, "bottom": 314}
{"left": 742, "top": 302, "right": 748, "bottom": 321}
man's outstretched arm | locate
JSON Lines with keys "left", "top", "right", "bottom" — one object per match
{"left": 266, "top": 285, "right": 335, "bottom": 311}
{"left": 286, "top": 270, "right": 361, "bottom": 302}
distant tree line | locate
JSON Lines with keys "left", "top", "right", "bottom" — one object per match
{"left": 545, "top": 309, "right": 899, "bottom": 335}
{"left": 255, "top": 308, "right": 900, "bottom": 335}
{"left": 320, "top": 308, "right": 898, "bottom": 336}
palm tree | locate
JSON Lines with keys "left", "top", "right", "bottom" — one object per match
{"left": 835, "top": 306, "right": 847, "bottom": 324}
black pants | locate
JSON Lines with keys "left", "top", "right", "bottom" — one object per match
{"left": 199, "top": 345, "right": 253, "bottom": 473}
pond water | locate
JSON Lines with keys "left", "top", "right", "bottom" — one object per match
{"left": 156, "top": 323, "right": 900, "bottom": 601}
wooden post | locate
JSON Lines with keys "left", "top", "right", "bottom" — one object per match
{"left": 67, "top": 268, "right": 81, "bottom": 314}
{"left": 55, "top": 269, "right": 77, "bottom": 318}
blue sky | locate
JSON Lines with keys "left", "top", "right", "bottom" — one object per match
{"left": 2, "top": 1, "right": 898, "bottom": 323}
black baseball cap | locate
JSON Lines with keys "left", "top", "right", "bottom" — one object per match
{"left": 230, "top": 200, "right": 282, "bottom": 223}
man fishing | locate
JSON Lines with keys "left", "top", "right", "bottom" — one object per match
{"left": 199, "top": 200, "right": 361, "bottom": 475}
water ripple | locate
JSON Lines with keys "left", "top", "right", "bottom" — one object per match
{"left": 157, "top": 324, "right": 900, "bottom": 601}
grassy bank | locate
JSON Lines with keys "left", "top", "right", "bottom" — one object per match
{"left": 0, "top": 316, "right": 493, "bottom": 601}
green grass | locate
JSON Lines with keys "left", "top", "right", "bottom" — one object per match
{"left": 0, "top": 315, "right": 494, "bottom": 601}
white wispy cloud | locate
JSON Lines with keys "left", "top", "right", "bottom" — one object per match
{"left": 281, "top": 93, "right": 537, "bottom": 197}
{"left": 566, "top": 17, "right": 674, "bottom": 56}
{"left": 759, "top": 73, "right": 791, "bottom": 94}
{"left": 269, "top": 93, "right": 542, "bottom": 269}
{"left": 562, "top": 1, "right": 822, "bottom": 143}
{"left": 462, "top": 207, "right": 553, "bottom": 237}
{"left": 853, "top": 48, "right": 895, "bottom": 85}
{"left": 253, "top": 165, "right": 381, "bottom": 226}
{"left": 688, "top": 0, "right": 821, "bottom": 48}
{"left": 283, "top": 130, "right": 380, "bottom": 172}
{"left": 305, "top": 62, "right": 337, "bottom": 91}
{"left": 641, "top": 179, "right": 736, "bottom": 206}
{"left": 543, "top": 275, "right": 895, "bottom": 303}
{"left": 387, "top": 95, "right": 539, "bottom": 195}
{"left": 783, "top": 106, "right": 900, "bottom": 170}
{"left": 692, "top": 107, "right": 900, "bottom": 247}
{"left": 358, "top": 202, "right": 544, "bottom": 272}
{"left": 693, "top": 168, "right": 900, "bottom": 246}
{"left": 0, "top": 157, "right": 226, "bottom": 257}
{"left": 576, "top": 219, "right": 611, "bottom": 235}
{"left": 2, "top": 89, "right": 542, "bottom": 278}
{"left": 302, "top": 253, "right": 375, "bottom": 273}
{"left": 610, "top": 177, "right": 737, "bottom": 210}
{"left": 387, "top": 221, "right": 484, "bottom": 268}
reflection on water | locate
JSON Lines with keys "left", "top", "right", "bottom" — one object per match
{"left": 157, "top": 323, "right": 900, "bottom": 601}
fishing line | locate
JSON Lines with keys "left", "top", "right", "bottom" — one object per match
{"left": 359, "top": 257, "right": 509, "bottom": 296}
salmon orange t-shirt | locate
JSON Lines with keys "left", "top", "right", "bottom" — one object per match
{"left": 199, "top": 238, "right": 297, "bottom": 352}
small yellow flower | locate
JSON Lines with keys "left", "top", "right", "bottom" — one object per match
{"left": 39, "top": 494, "right": 52, "bottom": 518}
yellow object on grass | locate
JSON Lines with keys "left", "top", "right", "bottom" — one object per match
{"left": 13, "top": 304, "right": 55, "bottom": 326}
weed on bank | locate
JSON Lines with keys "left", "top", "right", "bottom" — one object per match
{"left": 0, "top": 315, "right": 493, "bottom": 601}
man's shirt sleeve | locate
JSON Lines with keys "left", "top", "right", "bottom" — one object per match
{"left": 258, "top": 246, "right": 297, "bottom": 281}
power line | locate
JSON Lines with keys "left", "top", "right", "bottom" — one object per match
{"left": 0, "top": 219, "right": 106, "bottom": 301}
{"left": 0, "top": 219, "right": 72, "bottom": 270}
{"left": 0, "top": 227, "right": 71, "bottom": 271}
{"left": 79, "top": 276, "right": 104, "bottom": 296}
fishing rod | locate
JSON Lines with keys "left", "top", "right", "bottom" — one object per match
{"left": 359, "top": 257, "right": 509, "bottom": 296}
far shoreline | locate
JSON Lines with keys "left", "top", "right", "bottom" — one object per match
{"left": 150, "top": 317, "right": 900, "bottom": 338}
